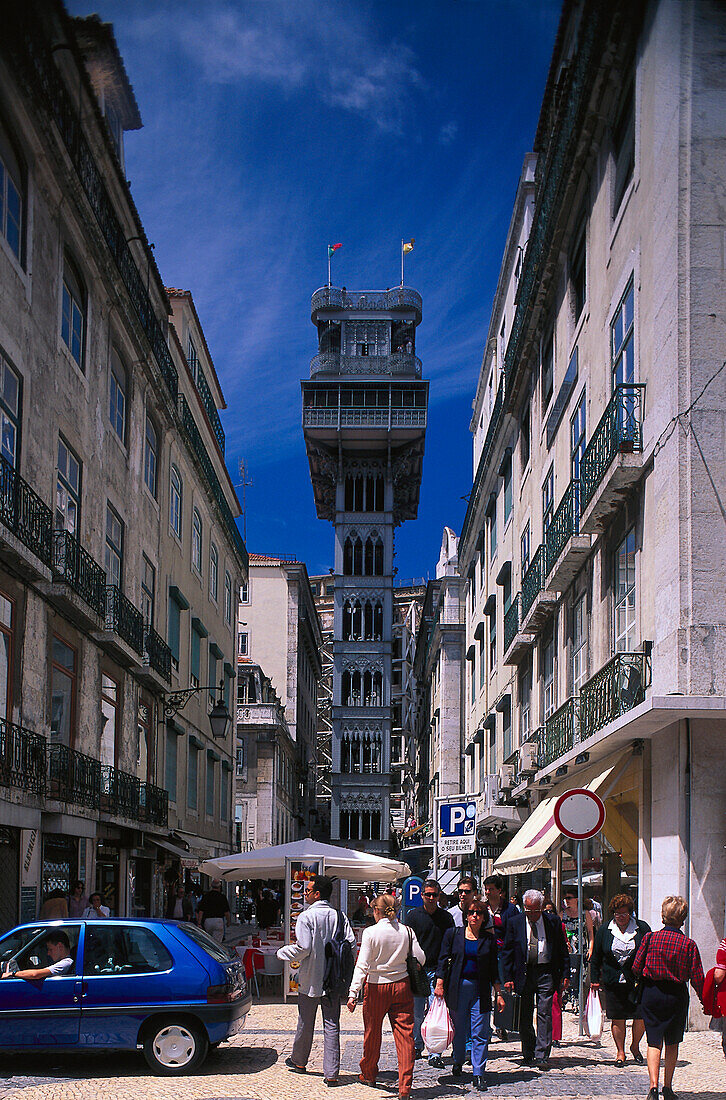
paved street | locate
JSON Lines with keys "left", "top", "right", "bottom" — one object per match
{"left": 0, "top": 1000, "right": 722, "bottom": 1100}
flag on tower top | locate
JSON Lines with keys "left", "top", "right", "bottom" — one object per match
{"left": 328, "top": 243, "right": 342, "bottom": 258}
{"left": 403, "top": 239, "right": 415, "bottom": 253}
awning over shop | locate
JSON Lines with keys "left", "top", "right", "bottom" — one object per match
{"left": 493, "top": 751, "right": 630, "bottom": 875}
{"left": 150, "top": 836, "right": 193, "bottom": 861}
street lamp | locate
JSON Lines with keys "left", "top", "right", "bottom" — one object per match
{"left": 162, "top": 679, "right": 232, "bottom": 740}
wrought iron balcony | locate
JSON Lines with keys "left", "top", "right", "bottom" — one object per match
{"left": 303, "top": 407, "right": 426, "bottom": 429}
{"left": 101, "top": 764, "right": 141, "bottom": 818}
{"left": 504, "top": 595, "right": 520, "bottom": 655}
{"left": 579, "top": 651, "right": 649, "bottom": 742}
{"left": 520, "top": 544, "right": 557, "bottom": 629}
{"left": 48, "top": 744, "right": 101, "bottom": 808}
{"left": 540, "top": 699, "right": 578, "bottom": 770}
{"left": 139, "top": 780, "right": 169, "bottom": 826}
{"left": 104, "top": 585, "right": 145, "bottom": 656}
{"left": 0, "top": 454, "right": 53, "bottom": 569}
{"left": 310, "top": 353, "right": 422, "bottom": 378}
{"left": 52, "top": 530, "right": 107, "bottom": 618}
{"left": 311, "top": 286, "right": 422, "bottom": 321}
{"left": 544, "top": 479, "right": 591, "bottom": 589}
{"left": 144, "top": 627, "right": 172, "bottom": 684}
{"left": 193, "top": 361, "right": 225, "bottom": 455}
{"left": 579, "top": 384, "right": 646, "bottom": 522}
{"left": 0, "top": 719, "right": 46, "bottom": 795}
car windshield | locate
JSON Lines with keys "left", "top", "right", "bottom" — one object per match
{"left": 176, "top": 922, "right": 235, "bottom": 964}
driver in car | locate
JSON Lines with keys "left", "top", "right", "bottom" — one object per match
{"left": 1, "top": 932, "right": 73, "bottom": 981}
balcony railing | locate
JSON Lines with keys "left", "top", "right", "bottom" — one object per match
{"left": 139, "top": 780, "right": 169, "bottom": 826}
{"left": 579, "top": 651, "right": 649, "bottom": 741}
{"left": 101, "top": 764, "right": 141, "bottom": 818}
{"left": 52, "top": 530, "right": 107, "bottom": 618}
{"left": 521, "top": 544, "right": 547, "bottom": 621}
{"left": 104, "top": 585, "right": 145, "bottom": 655}
{"left": 540, "top": 699, "right": 578, "bottom": 770}
{"left": 0, "top": 719, "right": 46, "bottom": 795}
{"left": 504, "top": 595, "right": 520, "bottom": 654}
{"left": 144, "top": 627, "right": 172, "bottom": 684}
{"left": 459, "top": 377, "right": 505, "bottom": 552}
{"left": 579, "top": 385, "right": 645, "bottom": 513}
{"left": 48, "top": 744, "right": 101, "bottom": 808}
{"left": 545, "top": 479, "right": 580, "bottom": 575}
{"left": 310, "top": 353, "right": 422, "bottom": 378}
{"left": 193, "top": 361, "right": 225, "bottom": 455}
{"left": 310, "top": 286, "right": 422, "bottom": 320}
{"left": 303, "top": 407, "right": 426, "bottom": 429}
{"left": 0, "top": 454, "right": 53, "bottom": 567}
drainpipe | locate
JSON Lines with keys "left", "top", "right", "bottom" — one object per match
{"left": 684, "top": 718, "right": 691, "bottom": 936}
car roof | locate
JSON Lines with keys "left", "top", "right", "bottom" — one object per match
{"left": 6, "top": 918, "right": 179, "bottom": 931}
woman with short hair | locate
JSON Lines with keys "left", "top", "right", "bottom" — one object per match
{"left": 632, "top": 895, "right": 704, "bottom": 1100}
{"left": 590, "top": 893, "right": 650, "bottom": 1065}
{"left": 347, "top": 892, "right": 425, "bottom": 1100}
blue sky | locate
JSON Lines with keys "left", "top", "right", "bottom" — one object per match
{"left": 68, "top": 0, "right": 560, "bottom": 580}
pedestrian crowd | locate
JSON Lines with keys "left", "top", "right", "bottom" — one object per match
{"left": 278, "top": 873, "right": 723, "bottom": 1099}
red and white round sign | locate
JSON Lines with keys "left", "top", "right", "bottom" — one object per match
{"left": 554, "top": 788, "right": 606, "bottom": 840}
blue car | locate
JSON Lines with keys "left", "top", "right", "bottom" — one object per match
{"left": 0, "top": 918, "right": 251, "bottom": 1074}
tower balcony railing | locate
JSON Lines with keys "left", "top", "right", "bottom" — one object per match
{"left": 104, "top": 585, "right": 146, "bottom": 656}
{"left": 144, "top": 627, "right": 172, "bottom": 684}
{"left": 303, "top": 407, "right": 426, "bottom": 429}
{"left": 539, "top": 699, "right": 578, "bottom": 770}
{"left": 311, "top": 286, "right": 422, "bottom": 320}
{"left": 579, "top": 385, "right": 646, "bottom": 514}
{"left": 0, "top": 718, "right": 46, "bottom": 795}
{"left": 52, "top": 530, "right": 107, "bottom": 618}
{"left": 48, "top": 744, "right": 101, "bottom": 808}
{"left": 0, "top": 454, "right": 53, "bottom": 568}
{"left": 310, "top": 353, "right": 422, "bottom": 378}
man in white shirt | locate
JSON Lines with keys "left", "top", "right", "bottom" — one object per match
{"left": 1, "top": 932, "right": 74, "bottom": 981}
{"left": 81, "top": 892, "right": 111, "bottom": 918}
{"left": 447, "top": 876, "right": 477, "bottom": 928}
{"left": 277, "top": 875, "right": 355, "bottom": 1086}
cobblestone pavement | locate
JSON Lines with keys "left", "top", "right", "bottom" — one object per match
{"left": 0, "top": 1000, "right": 722, "bottom": 1099}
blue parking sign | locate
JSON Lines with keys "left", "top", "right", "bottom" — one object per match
{"left": 438, "top": 799, "right": 477, "bottom": 855}
{"left": 401, "top": 876, "right": 424, "bottom": 921}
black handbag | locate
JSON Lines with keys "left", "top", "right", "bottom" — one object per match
{"left": 405, "top": 926, "right": 431, "bottom": 997}
{"left": 494, "top": 988, "right": 521, "bottom": 1032}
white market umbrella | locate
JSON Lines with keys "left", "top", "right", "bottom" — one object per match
{"left": 199, "top": 838, "right": 411, "bottom": 884}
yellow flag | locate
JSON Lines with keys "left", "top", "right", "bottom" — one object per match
{"left": 403, "top": 239, "right": 415, "bottom": 254}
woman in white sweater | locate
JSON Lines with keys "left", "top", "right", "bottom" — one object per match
{"left": 347, "top": 892, "right": 425, "bottom": 1100}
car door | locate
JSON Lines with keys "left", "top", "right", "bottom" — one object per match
{"left": 79, "top": 922, "right": 180, "bottom": 1048}
{"left": 0, "top": 924, "right": 83, "bottom": 1047}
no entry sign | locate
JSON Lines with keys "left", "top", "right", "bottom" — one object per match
{"left": 554, "top": 788, "right": 605, "bottom": 840}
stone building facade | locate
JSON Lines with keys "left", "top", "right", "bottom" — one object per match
{"left": 302, "top": 285, "right": 428, "bottom": 853}
{"left": 0, "top": 2, "right": 246, "bottom": 927}
{"left": 456, "top": 0, "right": 725, "bottom": 1019}
{"left": 237, "top": 555, "right": 322, "bottom": 839}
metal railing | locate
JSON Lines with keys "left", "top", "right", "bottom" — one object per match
{"left": 459, "top": 377, "right": 505, "bottom": 553}
{"left": 0, "top": 454, "right": 53, "bottom": 567}
{"left": 0, "top": 719, "right": 46, "bottom": 794}
{"left": 48, "top": 744, "right": 101, "bottom": 808}
{"left": 194, "top": 361, "right": 225, "bottom": 455}
{"left": 310, "top": 353, "right": 422, "bottom": 378}
{"left": 52, "top": 530, "right": 107, "bottom": 618}
{"left": 579, "top": 651, "right": 649, "bottom": 741}
{"left": 540, "top": 699, "right": 578, "bottom": 770}
{"left": 104, "top": 585, "right": 145, "bottom": 655}
{"left": 139, "top": 780, "right": 169, "bottom": 826}
{"left": 521, "top": 544, "right": 547, "bottom": 621}
{"left": 579, "top": 385, "right": 646, "bottom": 512}
{"left": 310, "top": 286, "right": 422, "bottom": 319}
{"left": 545, "top": 479, "right": 581, "bottom": 575}
{"left": 303, "top": 407, "right": 426, "bottom": 428}
{"left": 504, "top": 595, "right": 521, "bottom": 654}
{"left": 144, "top": 627, "right": 172, "bottom": 684}
{"left": 101, "top": 764, "right": 140, "bottom": 818}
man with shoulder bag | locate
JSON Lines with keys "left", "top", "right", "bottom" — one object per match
{"left": 277, "top": 875, "right": 356, "bottom": 1086}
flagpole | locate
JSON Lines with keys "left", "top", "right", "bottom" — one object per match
{"left": 401, "top": 239, "right": 404, "bottom": 287}
{"left": 328, "top": 248, "right": 331, "bottom": 288}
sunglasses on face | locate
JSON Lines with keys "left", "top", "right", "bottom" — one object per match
{"left": 468, "top": 910, "right": 486, "bottom": 918}
{"left": 458, "top": 887, "right": 473, "bottom": 894}
{"left": 423, "top": 892, "right": 438, "bottom": 899}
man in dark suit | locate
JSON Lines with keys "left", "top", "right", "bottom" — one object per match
{"left": 501, "top": 888, "right": 569, "bottom": 1069}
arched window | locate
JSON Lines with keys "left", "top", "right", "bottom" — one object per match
{"left": 192, "top": 509, "right": 203, "bottom": 573}
{"left": 373, "top": 601, "right": 383, "bottom": 640}
{"left": 170, "top": 465, "right": 182, "bottom": 537}
{"left": 109, "top": 348, "right": 127, "bottom": 443}
{"left": 344, "top": 534, "right": 363, "bottom": 576}
{"left": 364, "top": 538, "right": 374, "bottom": 576}
{"left": 363, "top": 670, "right": 373, "bottom": 706}
{"left": 372, "top": 670, "right": 382, "bottom": 706}
{"left": 144, "top": 416, "right": 158, "bottom": 497}
{"left": 0, "top": 119, "right": 24, "bottom": 262}
{"left": 209, "top": 542, "right": 219, "bottom": 601}
{"left": 363, "top": 600, "right": 373, "bottom": 640}
{"left": 342, "top": 670, "right": 351, "bottom": 706}
{"left": 364, "top": 534, "right": 384, "bottom": 576}
{"left": 343, "top": 670, "right": 361, "bottom": 706}
{"left": 61, "top": 253, "right": 86, "bottom": 370}
{"left": 374, "top": 537, "right": 384, "bottom": 576}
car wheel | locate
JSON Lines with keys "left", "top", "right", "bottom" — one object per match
{"left": 142, "top": 1019, "right": 208, "bottom": 1075}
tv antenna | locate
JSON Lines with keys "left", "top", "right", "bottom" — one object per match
{"left": 237, "top": 459, "right": 253, "bottom": 542}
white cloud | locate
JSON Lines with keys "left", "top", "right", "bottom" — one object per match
{"left": 438, "top": 120, "right": 458, "bottom": 145}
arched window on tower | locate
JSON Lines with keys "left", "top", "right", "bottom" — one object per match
{"left": 343, "top": 534, "right": 363, "bottom": 576}
{"left": 374, "top": 537, "right": 384, "bottom": 576}
{"left": 363, "top": 600, "right": 373, "bottom": 640}
{"left": 373, "top": 601, "right": 383, "bottom": 640}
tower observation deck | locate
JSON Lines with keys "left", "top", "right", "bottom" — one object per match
{"left": 302, "top": 285, "right": 428, "bottom": 853}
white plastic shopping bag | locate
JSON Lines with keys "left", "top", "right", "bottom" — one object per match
{"left": 585, "top": 988, "right": 603, "bottom": 1039}
{"left": 421, "top": 995, "right": 454, "bottom": 1054}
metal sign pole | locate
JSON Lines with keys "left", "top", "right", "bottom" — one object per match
{"left": 432, "top": 796, "right": 440, "bottom": 881}
{"left": 577, "top": 839, "right": 585, "bottom": 1036}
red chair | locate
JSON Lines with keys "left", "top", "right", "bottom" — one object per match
{"left": 243, "top": 948, "right": 264, "bottom": 997}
